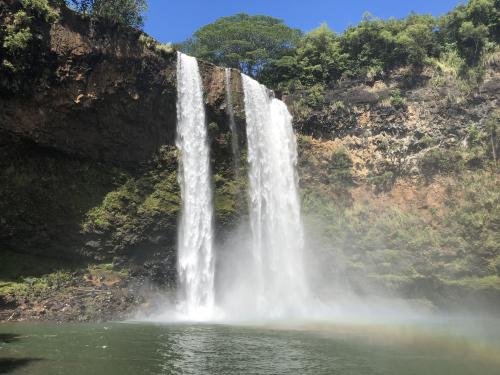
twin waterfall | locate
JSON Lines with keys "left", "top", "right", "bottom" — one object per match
{"left": 175, "top": 52, "right": 308, "bottom": 321}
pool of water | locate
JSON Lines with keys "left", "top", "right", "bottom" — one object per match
{"left": 1, "top": 318, "right": 499, "bottom": 374}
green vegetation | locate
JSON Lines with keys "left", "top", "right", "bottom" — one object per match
{"left": 180, "top": 13, "right": 302, "bottom": 76}
{"left": 181, "top": 0, "right": 498, "bottom": 93}
{"left": 439, "top": 0, "right": 499, "bottom": 65}
{"left": 68, "top": 0, "right": 147, "bottom": 28}
{"left": 138, "top": 34, "right": 174, "bottom": 56}
{"left": 3, "top": 11, "right": 32, "bottom": 59}
{"left": 367, "top": 171, "right": 396, "bottom": 192}
{"left": 420, "top": 148, "right": 463, "bottom": 179}
{"left": 0, "top": 263, "right": 128, "bottom": 301}
{"left": 419, "top": 110, "right": 499, "bottom": 180}
{"left": 301, "top": 170, "right": 500, "bottom": 301}
{"left": 444, "top": 276, "right": 500, "bottom": 290}
{"left": 327, "top": 147, "right": 354, "bottom": 186}
{"left": 22, "top": 0, "right": 59, "bottom": 21}
{"left": 273, "top": 0, "right": 497, "bottom": 91}
{"left": 0, "top": 270, "right": 73, "bottom": 299}
{"left": 389, "top": 88, "right": 405, "bottom": 108}
{"left": 259, "top": 23, "right": 348, "bottom": 90}
{"left": 82, "top": 146, "right": 180, "bottom": 258}
{"left": 1, "top": 0, "right": 58, "bottom": 74}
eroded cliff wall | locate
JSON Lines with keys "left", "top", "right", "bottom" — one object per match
{"left": 0, "top": 0, "right": 245, "bottom": 276}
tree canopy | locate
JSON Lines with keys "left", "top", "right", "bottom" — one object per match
{"left": 180, "top": 13, "right": 302, "bottom": 76}
{"left": 68, "top": 0, "right": 147, "bottom": 28}
{"left": 259, "top": 0, "right": 499, "bottom": 91}
{"left": 440, "top": 0, "right": 499, "bottom": 64}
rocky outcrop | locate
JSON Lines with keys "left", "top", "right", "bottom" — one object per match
{"left": 0, "top": 1, "right": 247, "bottom": 165}
{"left": 290, "top": 65, "right": 499, "bottom": 181}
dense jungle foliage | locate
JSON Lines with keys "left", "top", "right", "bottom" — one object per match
{"left": 181, "top": 0, "right": 499, "bottom": 92}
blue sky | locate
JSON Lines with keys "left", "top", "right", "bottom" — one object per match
{"left": 144, "top": 0, "right": 464, "bottom": 44}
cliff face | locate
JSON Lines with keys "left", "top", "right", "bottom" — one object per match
{"left": 1, "top": 0, "right": 499, "bottom": 319}
{"left": 292, "top": 64, "right": 499, "bottom": 310}
{"left": 290, "top": 65, "right": 499, "bottom": 179}
{"left": 0, "top": 1, "right": 247, "bottom": 164}
{"left": 0, "top": 0, "right": 245, "bottom": 275}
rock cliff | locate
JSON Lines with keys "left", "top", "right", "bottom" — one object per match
{"left": 0, "top": 0, "right": 245, "bottom": 269}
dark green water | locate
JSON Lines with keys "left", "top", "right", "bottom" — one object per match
{"left": 1, "top": 319, "right": 499, "bottom": 375}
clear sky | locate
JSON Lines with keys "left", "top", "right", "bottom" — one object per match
{"left": 144, "top": 0, "right": 464, "bottom": 44}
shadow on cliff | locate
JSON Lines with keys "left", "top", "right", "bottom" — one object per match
{"left": 0, "top": 132, "right": 125, "bottom": 277}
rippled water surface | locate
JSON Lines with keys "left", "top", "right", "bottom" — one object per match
{"left": 1, "top": 319, "right": 499, "bottom": 374}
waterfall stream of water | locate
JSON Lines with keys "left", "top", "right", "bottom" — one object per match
{"left": 175, "top": 52, "right": 215, "bottom": 320}
{"left": 241, "top": 74, "right": 309, "bottom": 318}
{"left": 173, "top": 56, "right": 308, "bottom": 321}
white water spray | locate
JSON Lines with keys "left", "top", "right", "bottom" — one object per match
{"left": 240, "top": 74, "right": 310, "bottom": 318}
{"left": 175, "top": 52, "right": 214, "bottom": 320}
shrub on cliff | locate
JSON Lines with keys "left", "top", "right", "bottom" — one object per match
{"left": 261, "top": 14, "right": 440, "bottom": 90}
{"left": 3, "top": 11, "right": 32, "bottom": 57}
{"left": 1, "top": 0, "right": 59, "bottom": 89}
{"left": 420, "top": 148, "right": 463, "bottom": 180}
{"left": 23, "top": 0, "right": 59, "bottom": 20}
{"left": 259, "top": 24, "right": 349, "bottom": 91}
{"left": 328, "top": 147, "right": 354, "bottom": 186}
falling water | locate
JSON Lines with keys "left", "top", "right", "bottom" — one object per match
{"left": 224, "top": 68, "right": 240, "bottom": 170}
{"left": 175, "top": 52, "right": 214, "bottom": 320}
{"left": 241, "top": 74, "right": 309, "bottom": 318}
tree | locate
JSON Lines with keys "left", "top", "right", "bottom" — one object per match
{"left": 261, "top": 24, "right": 348, "bottom": 90}
{"left": 181, "top": 13, "right": 302, "bottom": 76}
{"left": 395, "top": 14, "right": 439, "bottom": 65}
{"left": 294, "top": 24, "right": 348, "bottom": 85}
{"left": 440, "top": 0, "right": 499, "bottom": 64}
{"left": 340, "top": 13, "right": 399, "bottom": 76}
{"left": 68, "top": 0, "right": 147, "bottom": 28}
{"left": 340, "top": 13, "right": 439, "bottom": 75}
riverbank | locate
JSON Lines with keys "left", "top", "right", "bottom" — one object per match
{"left": 0, "top": 262, "right": 170, "bottom": 323}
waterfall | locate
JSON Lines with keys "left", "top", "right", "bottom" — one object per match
{"left": 241, "top": 74, "right": 309, "bottom": 318}
{"left": 175, "top": 52, "right": 214, "bottom": 320}
{"left": 224, "top": 68, "right": 240, "bottom": 171}
{"left": 171, "top": 56, "right": 308, "bottom": 321}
